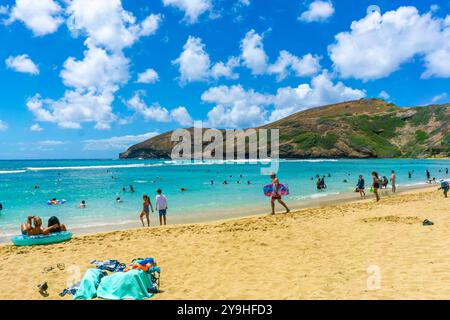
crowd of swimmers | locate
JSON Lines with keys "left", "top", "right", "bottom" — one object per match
{"left": 11, "top": 166, "right": 450, "bottom": 234}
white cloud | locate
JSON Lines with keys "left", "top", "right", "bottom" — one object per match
{"left": 170, "top": 106, "right": 193, "bottom": 126}
{"left": 61, "top": 43, "right": 129, "bottom": 90}
{"left": 126, "top": 92, "right": 194, "bottom": 126}
{"left": 27, "top": 90, "right": 117, "bottom": 130}
{"left": 211, "top": 57, "right": 240, "bottom": 80}
{"left": 240, "top": 30, "right": 321, "bottom": 79}
{"left": 83, "top": 132, "right": 159, "bottom": 151}
{"left": 430, "top": 92, "right": 448, "bottom": 104}
{"left": 28, "top": 0, "right": 162, "bottom": 130}
{"left": 268, "top": 51, "right": 321, "bottom": 81}
{"left": 39, "top": 140, "right": 65, "bottom": 146}
{"left": 201, "top": 72, "right": 366, "bottom": 127}
{"left": 270, "top": 72, "right": 366, "bottom": 121}
{"left": 126, "top": 92, "right": 171, "bottom": 122}
{"left": 202, "top": 85, "right": 272, "bottom": 127}
{"left": 0, "top": 120, "right": 7, "bottom": 132}
{"left": 139, "top": 14, "right": 163, "bottom": 37}
{"left": 5, "top": 0, "right": 63, "bottom": 36}
{"left": 66, "top": 0, "right": 161, "bottom": 52}
{"left": 329, "top": 6, "right": 450, "bottom": 80}
{"left": 137, "top": 68, "right": 160, "bottom": 84}
{"left": 299, "top": 0, "right": 335, "bottom": 23}
{"left": 30, "top": 124, "right": 43, "bottom": 132}
{"left": 173, "top": 36, "right": 240, "bottom": 84}
{"left": 5, "top": 54, "right": 39, "bottom": 75}
{"left": 240, "top": 29, "right": 268, "bottom": 75}
{"left": 379, "top": 90, "right": 390, "bottom": 100}
{"left": 162, "top": 0, "right": 212, "bottom": 24}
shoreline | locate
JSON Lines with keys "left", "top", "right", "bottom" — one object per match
{"left": 0, "top": 186, "right": 448, "bottom": 299}
{"left": 0, "top": 182, "right": 437, "bottom": 244}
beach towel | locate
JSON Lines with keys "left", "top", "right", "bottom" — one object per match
{"left": 73, "top": 269, "right": 107, "bottom": 300}
{"left": 91, "top": 259, "right": 126, "bottom": 272}
{"left": 96, "top": 269, "right": 154, "bottom": 300}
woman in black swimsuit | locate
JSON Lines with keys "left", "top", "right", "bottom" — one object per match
{"left": 371, "top": 171, "right": 381, "bottom": 202}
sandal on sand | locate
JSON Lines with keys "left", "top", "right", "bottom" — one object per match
{"left": 37, "top": 282, "right": 49, "bottom": 297}
{"left": 57, "top": 263, "right": 65, "bottom": 270}
{"left": 43, "top": 266, "right": 54, "bottom": 273}
{"left": 423, "top": 219, "right": 434, "bottom": 226}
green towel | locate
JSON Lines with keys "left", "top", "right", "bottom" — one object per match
{"left": 96, "top": 269, "right": 154, "bottom": 300}
{"left": 73, "top": 268, "right": 106, "bottom": 300}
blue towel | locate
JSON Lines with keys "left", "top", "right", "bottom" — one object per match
{"left": 96, "top": 269, "right": 154, "bottom": 300}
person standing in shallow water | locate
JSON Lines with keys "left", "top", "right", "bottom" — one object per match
{"left": 140, "top": 195, "right": 154, "bottom": 227}
{"left": 270, "top": 173, "right": 290, "bottom": 215}
{"left": 390, "top": 170, "right": 397, "bottom": 193}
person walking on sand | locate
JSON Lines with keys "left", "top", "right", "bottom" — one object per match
{"left": 390, "top": 170, "right": 397, "bottom": 193}
{"left": 140, "top": 195, "right": 154, "bottom": 227}
{"left": 438, "top": 180, "right": 449, "bottom": 198}
{"left": 155, "top": 189, "right": 168, "bottom": 226}
{"left": 269, "top": 173, "right": 290, "bottom": 215}
{"left": 371, "top": 172, "right": 382, "bottom": 202}
{"left": 356, "top": 175, "right": 365, "bottom": 198}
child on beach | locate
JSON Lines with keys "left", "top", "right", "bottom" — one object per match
{"left": 155, "top": 189, "right": 168, "bottom": 226}
{"left": 270, "top": 173, "right": 290, "bottom": 215}
{"left": 356, "top": 175, "right": 365, "bottom": 198}
{"left": 140, "top": 195, "right": 154, "bottom": 227}
{"left": 438, "top": 180, "right": 449, "bottom": 198}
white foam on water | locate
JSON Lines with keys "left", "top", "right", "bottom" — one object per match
{"left": 293, "top": 192, "right": 340, "bottom": 200}
{"left": 26, "top": 163, "right": 163, "bottom": 171}
{"left": 0, "top": 170, "right": 26, "bottom": 174}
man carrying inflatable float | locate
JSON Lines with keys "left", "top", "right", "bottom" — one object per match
{"left": 264, "top": 173, "right": 290, "bottom": 215}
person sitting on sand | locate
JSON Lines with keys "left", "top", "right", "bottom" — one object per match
{"left": 270, "top": 173, "right": 290, "bottom": 215}
{"left": 140, "top": 195, "right": 154, "bottom": 227}
{"left": 356, "top": 175, "right": 365, "bottom": 198}
{"left": 390, "top": 170, "right": 396, "bottom": 193}
{"left": 438, "top": 180, "right": 449, "bottom": 198}
{"left": 44, "top": 216, "right": 67, "bottom": 234}
{"left": 155, "top": 189, "right": 168, "bottom": 226}
{"left": 79, "top": 200, "right": 86, "bottom": 208}
{"left": 372, "top": 172, "right": 382, "bottom": 202}
{"left": 20, "top": 216, "right": 44, "bottom": 236}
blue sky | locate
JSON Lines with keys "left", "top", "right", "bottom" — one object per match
{"left": 0, "top": 0, "right": 449, "bottom": 159}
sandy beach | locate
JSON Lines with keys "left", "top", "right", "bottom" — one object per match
{"left": 0, "top": 186, "right": 448, "bottom": 300}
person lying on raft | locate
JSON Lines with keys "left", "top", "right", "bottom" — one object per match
{"left": 20, "top": 216, "right": 44, "bottom": 236}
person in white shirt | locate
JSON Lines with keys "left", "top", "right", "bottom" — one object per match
{"left": 155, "top": 189, "right": 168, "bottom": 225}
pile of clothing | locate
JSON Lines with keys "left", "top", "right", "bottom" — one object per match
{"left": 60, "top": 258, "right": 160, "bottom": 300}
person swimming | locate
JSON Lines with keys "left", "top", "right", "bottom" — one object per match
{"left": 116, "top": 197, "right": 123, "bottom": 203}
{"left": 79, "top": 200, "right": 86, "bottom": 208}
{"left": 129, "top": 185, "right": 135, "bottom": 193}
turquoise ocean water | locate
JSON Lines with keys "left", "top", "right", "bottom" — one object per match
{"left": 0, "top": 158, "right": 449, "bottom": 240}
